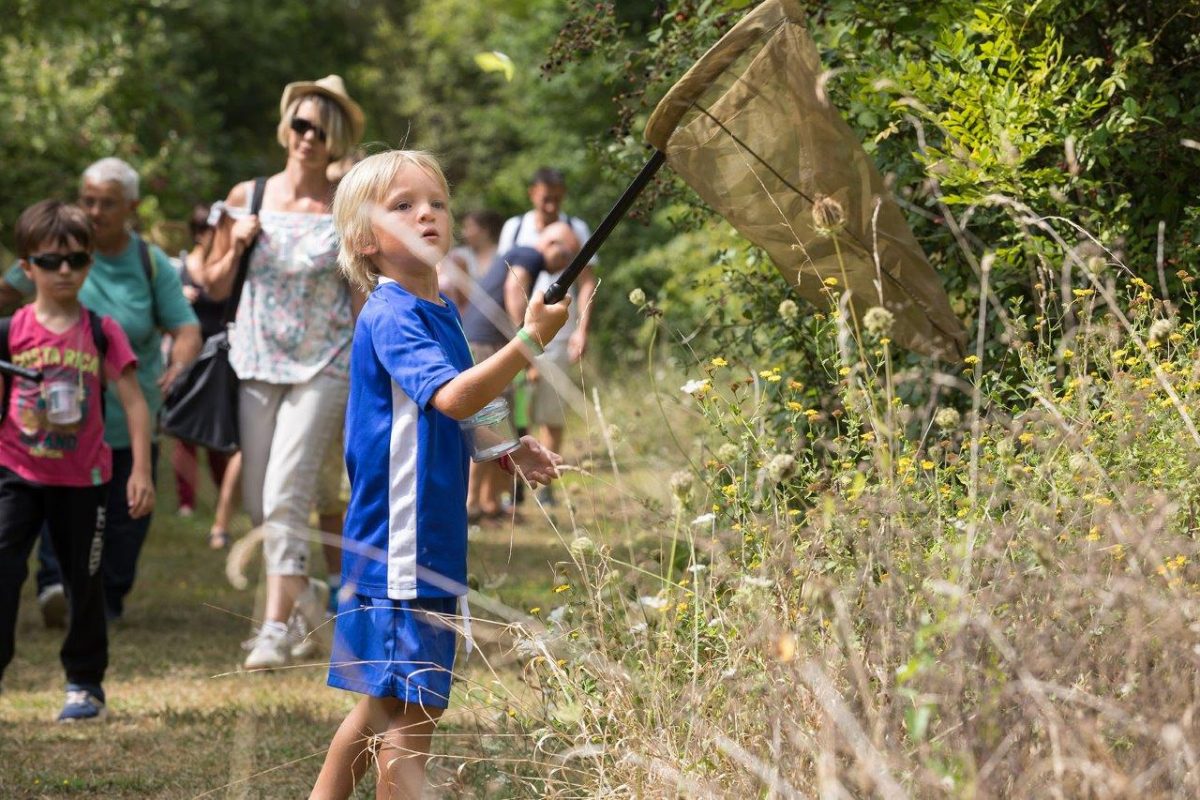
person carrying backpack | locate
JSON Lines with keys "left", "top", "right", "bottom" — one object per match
{"left": 0, "top": 200, "right": 154, "bottom": 722}
{"left": 1, "top": 158, "right": 201, "bottom": 624}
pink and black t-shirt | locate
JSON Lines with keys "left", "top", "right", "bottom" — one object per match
{"left": 0, "top": 304, "right": 137, "bottom": 487}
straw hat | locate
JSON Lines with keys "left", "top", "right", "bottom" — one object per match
{"left": 279, "top": 74, "right": 365, "bottom": 144}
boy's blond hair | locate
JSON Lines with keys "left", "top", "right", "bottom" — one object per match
{"left": 332, "top": 150, "right": 451, "bottom": 293}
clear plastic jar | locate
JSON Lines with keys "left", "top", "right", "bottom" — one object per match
{"left": 459, "top": 397, "right": 520, "bottom": 462}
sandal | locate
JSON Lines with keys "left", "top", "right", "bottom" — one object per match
{"left": 208, "top": 530, "right": 229, "bottom": 550}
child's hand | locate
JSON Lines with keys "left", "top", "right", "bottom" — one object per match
{"left": 126, "top": 470, "right": 156, "bottom": 519}
{"left": 523, "top": 291, "right": 571, "bottom": 352}
{"left": 509, "top": 435, "right": 563, "bottom": 486}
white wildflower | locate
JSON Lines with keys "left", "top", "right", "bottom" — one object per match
{"left": 934, "top": 407, "right": 961, "bottom": 430}
{"left": 687, "top": 563, "right": 709, "bottom": 574}
{"left": 1149, "top": 318, "right": 1175, "bottom": 342}
{"left": 743, "top": 576, "right": 774, "bottom": 589}
{"left": 691, "top": 512, "right": 716, "bottom": 527}
{"left": 863, "top": 306, "right": 895, "bottom": 338}
{"left": 765, "top": 453, "right": 796, "bottom": 482}
{"left": 669, "top": 470, "right": 694, "bottom": 500}
{"left": 681, "top": 378, "right": 711, "bottom": 395}
{"left": 628, "top": 287, "right": 646, "bottom": 306}
{"left": 569, "top": 536, "right": 597, "bottom": 558}
{"left": 717, "top": 442, "right": 741, "bottom": 464}
{"left": 638, "top": 595, "right": 670, "bottom": 612}
{"left": 778, "top": 298, "right": 799, "bottom": 323}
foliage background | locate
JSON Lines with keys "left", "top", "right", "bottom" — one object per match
{"left": 1, "top": 0, "right": 1198, "bottom": 361}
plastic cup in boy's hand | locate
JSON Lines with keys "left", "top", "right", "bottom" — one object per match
{"left": 523, "top": 291, "right": 571, "bottom": 354}
{"left": 510, "top": 434, "right": 564, "bottom": 486}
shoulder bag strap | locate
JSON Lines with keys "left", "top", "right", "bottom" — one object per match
{"left": 221, "top": 176, "right": 267, "bottom": 327}
{"left": 137, "top": 236, "right": 158, "bottom": 328}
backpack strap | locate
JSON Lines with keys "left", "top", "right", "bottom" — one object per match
{"left": 0, "top": 316, "right": 11, "bottom": 423}
{"left": 87, "top": 309, "right": 109, "bottom": 421}
{"left": 222, "top": 176, "right": 267, "bottom": 327}
{"left": 136, "top": 236, "right": 160, "bottom": 331}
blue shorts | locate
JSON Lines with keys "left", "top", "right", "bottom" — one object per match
{"left": 327, "top": 593, "right": 459, "bottom": 707}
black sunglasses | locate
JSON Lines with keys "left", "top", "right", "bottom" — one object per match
{"left": 290, "top": 117, "right": 328, "bottom": 143}
{"left": 29, "top": 252, "right": 91, "bottom": 271}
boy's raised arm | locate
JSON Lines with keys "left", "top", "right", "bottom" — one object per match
{"left": 430, "top": 292, "right": 570, "bottom": 420}
{"left": 113, "top": 367, "right": 155, "bottom": 518}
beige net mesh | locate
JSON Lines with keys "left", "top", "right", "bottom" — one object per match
{"left": 645, "top": 0, "right": 966, "bottom": 360}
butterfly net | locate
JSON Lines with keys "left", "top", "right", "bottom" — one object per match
{"left": 645, "top": 0, "right": 966, "bottom": 359}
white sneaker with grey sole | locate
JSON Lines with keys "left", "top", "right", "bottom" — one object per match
{"left": 289, "top": 578, "right": 330, "bottom": 660}
{"left": 242, "top": 623, "right": 291, "bottom": 671}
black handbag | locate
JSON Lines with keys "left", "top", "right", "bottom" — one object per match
{"left": 161, "top": 177, "right": 265, "bottom": 453}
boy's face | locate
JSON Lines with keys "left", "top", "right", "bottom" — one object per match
{"left": 20, "top": 237, "right": 92, "bottom": 303}
{"left": 528, "top": 181, "right": 565, "bottom": 223}
{"left": 366, "top": 164, "right": 452, "bottom": 274}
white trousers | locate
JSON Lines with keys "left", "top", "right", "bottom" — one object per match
{"left": 239, "top": 372, "right": 349, "bottom": 577}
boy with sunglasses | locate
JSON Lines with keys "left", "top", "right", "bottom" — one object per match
{"left": 0, "top": 200, "right": 154, "bottom": 722}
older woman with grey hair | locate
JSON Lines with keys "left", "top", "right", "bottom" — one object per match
{"left": 203, "top": 76, "right": 365, "bottom": 670}
{"left": 0, "top": 157, "right": 202, "bottom": 623}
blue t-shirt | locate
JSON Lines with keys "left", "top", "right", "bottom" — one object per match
{"left": 4, "top": 233, "right": 199, "bottom": 447}
{"left": 460, "top": 246, "right": 544, "bottom": 346}
{"left": 342, "top": 278, "right": 474, "bottom": 599}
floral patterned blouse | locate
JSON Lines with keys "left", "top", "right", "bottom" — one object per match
{"left": 212, "top": 203, "right": 351, "bottom": 384}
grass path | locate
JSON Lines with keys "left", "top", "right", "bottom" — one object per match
{"left": 0, "top": 437, "right": 653, "bottom": 798}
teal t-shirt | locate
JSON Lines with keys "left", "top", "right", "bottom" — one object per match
{"left": 4, "top": 233, "right": 199, "bottom": 448}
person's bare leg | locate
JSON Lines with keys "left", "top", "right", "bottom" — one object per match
{"left": 478, "top": 462, "right": 503, "bottom": 515}
{"left": 211, "top": 451, "right": 242, "bottom": 546}
{"left": 375, "top": 703, "right": 442, "bottom": 800}
{"left": 466, "top": 460, "right": 483, "bottom": 516}
{"left": 319, "top": 511, "right": 343, "bottom": 578}
{"left": 310, "top": 696, "right": 400, "bottom": 800}
{"left": 265, "top": 574, "right": 308, "bottom": 624}
{"left": 542, "top": 424, "right": 564, "bottom": 455}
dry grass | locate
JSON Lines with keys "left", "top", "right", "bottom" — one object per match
{"left": 0, "top": 419, "right": 666, "bottom": 799}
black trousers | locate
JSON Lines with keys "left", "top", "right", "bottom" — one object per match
{"left": 36, "top": 445, "right": 158, "bottom": 619}
{"left": 0, "top": 467, "right": 108, "bottom": 689}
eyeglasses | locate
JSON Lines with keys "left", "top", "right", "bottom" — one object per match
{"left": 29, "top": 252, "right": 91, "bottom": 271}
{"left": 290, "top": 117, "right": 328, "bottom": 143}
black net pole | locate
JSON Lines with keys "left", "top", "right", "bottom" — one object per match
{"left": 543, "top": 149, "right": 667, "bottom": 305}
{"left": 0, "top": 360, "right": 42, "bottom": 382}
{"left": 0, "top": 362, "right": 42, "bottom": 383}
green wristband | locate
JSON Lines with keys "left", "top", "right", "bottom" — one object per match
{"left": 515, "top": 327, "right": 545, "bottom": 357}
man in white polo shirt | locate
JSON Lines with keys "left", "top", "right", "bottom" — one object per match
{"left": 498, "top": 168, "right": 596, "bottom": 506}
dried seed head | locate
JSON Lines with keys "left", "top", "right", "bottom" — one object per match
{"left": 811, "top": 194, "right": 846, "bottom": 236}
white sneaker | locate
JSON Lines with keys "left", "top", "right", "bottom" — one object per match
{"left": 242, "top": 623, "right": 291, "bottom": 671}
{"left": 289, "top": 579, "right": 330, "bottom": 660}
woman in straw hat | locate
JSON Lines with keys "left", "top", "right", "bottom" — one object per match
{"left": 202, "top": 75, "right": 365, "bottom": 671}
